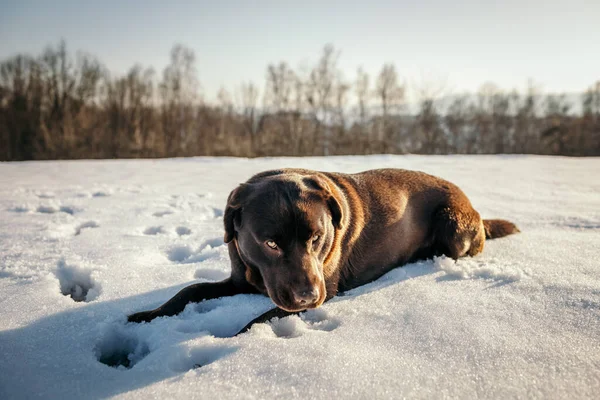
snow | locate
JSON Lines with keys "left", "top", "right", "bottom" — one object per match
{"left": 0, "top": 155, "right": 599, "bottom": 399}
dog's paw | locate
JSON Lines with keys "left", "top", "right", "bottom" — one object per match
{"left": 127, "top": 310, "right": 157, "bottom": 324}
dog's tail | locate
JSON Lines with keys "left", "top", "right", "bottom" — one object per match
{"left": 483, "top": 219, "right": 520, "bottom": 239}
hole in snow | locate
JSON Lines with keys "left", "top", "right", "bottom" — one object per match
{"left": 36, "top": 205, "right": 77, "bottom": 215}
{"left": 265, "top": 310, "right": 341, "bottom": 338}
{"left": 176, "top": 226, "right": 192, "bottom": 236}
{"left": 166, "top": 241, "right": 224, "bottom": 264}
{"left": 143, "top": 226, "right": 164, "bottom": 235}
{"left": 167, "top": 246, "right": 193, "bottom": 262}
{"left": 59, "top": 206, "right": 75, "bottom": 215}
{"left": 153, "top": 210, "right": 173, "bottom": 217}
{"left": 302, "top": 309, "right": 341, "bottom": 332}
{"left": 55, "top": 259, "right": 100, "bottom": 302}
{"left": 269, "top": 316, "right": 305, "bottom": 339}
{"left": 75, "top": 221, "right": 99, "bottom": 236}
{"left": 95, "top": 327, "right": 150, "bottom": 369}
{"left": 36, "top": 205, "right": 57, "bottom": 214}
{"left": 201, "top": 237, "right": 224, "bottom": 248}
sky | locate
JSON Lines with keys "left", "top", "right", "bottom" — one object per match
{"left": 1, "top": 0, "right": 599, "bottom": 102}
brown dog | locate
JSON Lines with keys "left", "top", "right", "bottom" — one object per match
{"left": 128, "top": 168, "right": 519, "bottom": 333}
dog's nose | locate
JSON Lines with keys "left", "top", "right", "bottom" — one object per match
{"left": 293, "top": 287, "right": 319, "bottom": 305}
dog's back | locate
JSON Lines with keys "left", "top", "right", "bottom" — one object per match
{"left": 305, "top": 168, "right": 518, "bottom": 290}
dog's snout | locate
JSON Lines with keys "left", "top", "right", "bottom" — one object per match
{"left": 293, "top": 287, "right": 319, "bottom": 305}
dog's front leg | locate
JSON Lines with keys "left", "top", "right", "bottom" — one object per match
{"left": 235, "top": 308, "right": 298, "bottom": 335}
{"left": 128, "top": 278, "right": 245, "bottom": 323}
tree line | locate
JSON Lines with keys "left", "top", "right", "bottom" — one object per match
{"left": 1, "top": 41, "right": 599, "bottom": 161}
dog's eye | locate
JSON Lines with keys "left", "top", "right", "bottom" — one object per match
{"left": 266, "top": 240, "right": 278, "bottom": 249}
{"left": 312, "top": 234, "right": 320, "bottom": 242}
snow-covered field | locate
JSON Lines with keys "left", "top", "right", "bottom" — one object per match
{"left": 1, "top": 155, "right": 599, "bottom": 399}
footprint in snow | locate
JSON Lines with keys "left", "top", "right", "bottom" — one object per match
{"left": 59, "top": 206, "right": 75, "bottom": 215}
{"left": 302, "top": 308, "right": 341, "bottom": 332}
{"left": 75, "top": 221, "right": 99, "bottom": 236}
{"left": 201, "top": 237, "right": 224, "bottom": 248}
{"left": 36, "top": 205, "right": 58, "bottom": 214}
{"left": 9, "top": 205, "right": 30, "bottom": 213}
{"left": 176, "top": 226, "right": 192, "bottom": 236}
{"left": 166, "top": 238, "right": 224, "bottom": 263}
{"left": 55, "top": 259, "right": 101, "bottom": 302}
{"left": 95, "top": 326, "right": 150, "bottom": 369}
{"left": 36, "top": 205, "right": 76, "bottom": 215}
{"left": 269, "top": 308, "right": 341, "bottom": 338}
{"left": 143, "top": 226, "right": 165, "bottom": 235}
{"left": 166, "top": 246, "right": 194, "bottom": 262}
{"left": 153, "top": 210, "right": 174, "bottom": 217}
{"left": 167, "top": 246, "right": 218, "bottom": 263}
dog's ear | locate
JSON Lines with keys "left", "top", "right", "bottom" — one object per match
{"left": 305, "top": 175, "right": 344, "bottom": 230}
{"left": 224, "top": 184, "right": 249, "bottom": 243}
{"left": 326, "top": 195, "right": 343, "bottom": 229}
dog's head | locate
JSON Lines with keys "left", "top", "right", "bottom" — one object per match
{"left": 223, "top": 172, "right": 343, "bottom": 312}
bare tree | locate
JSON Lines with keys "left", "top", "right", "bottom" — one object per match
{"left": 238, "top": 82, "right": 260, "bottom": 154}
{"left": 416, "top": 98, "right": 444, "bottom": 153}
{"left": 265, "top": 62, "right": 294, "bottom": 112}
{"left": 332, "top": 76, "right": 350, "bottom": 154}
{"left": 160, "top": 44, "right": 199, "bottom": 156}
{"left": 262, "top": 61, "right": 300, "bottom": 155}
{"left": 491, "top": 91, "right": 514, "bottom": 154}
{"left": 374, "top": 64, "right": 404, "bottom": 152}
{"left": 445, "top": 95, "right": 471, "bottom": 153}
{"left": 306, "top": 44, "right": 339, "bottom": 155}
{"left": 541, "top": 93, "right": 573, "bottom": 155}
{"left": 581, "top": 81, "right": 600, "bottom": 155}
{"left": 514, "top": 81, "right": 540, "bottom": 154}
{"left": 356, "top": 67, "right": 370, "bottom": 126}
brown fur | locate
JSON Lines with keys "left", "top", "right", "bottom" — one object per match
{"left": 484, "top": 219, "right": 520, "bottom": 239}
{"left": 128, "top": 168, "right": 519, "bottom": 333}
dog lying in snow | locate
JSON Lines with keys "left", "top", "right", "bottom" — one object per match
{"left": 128, "top": 168, "right": 519, "bottom": 333}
